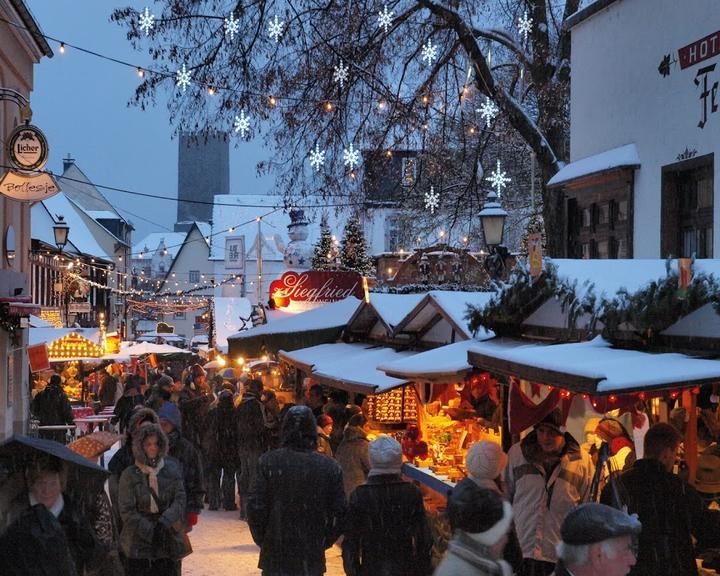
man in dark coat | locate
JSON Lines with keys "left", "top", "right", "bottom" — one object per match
{"left": 248, "top": 405, "right": 346, "bottom": 576}
{"left": 343, "top": 436, "right": 432, "bottom": 576}
{"left": 31, "top": 374, "right": 74, "bottom": 443}
{"left": 236, "top": 378, "right": 270, "bottom": 520}
{"left": 177, "top": 364, "right": 212, "bottom": 450}
{"left": 97, "top": 371, "right": 118, "bottom": 409}
{"left": 205, "top": 390, "right": 239, "bottom": 511}
{"left": 601, "top": 423, "right": 720, "bottom": 576}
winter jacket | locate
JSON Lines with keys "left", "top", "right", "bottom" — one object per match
{"left": 177, "top": 384, "right": 212, "bottom": 448}
{"left": 31, "top": 383, "right": 74, "bottom": 442}
{"left": 434, "top": 532, "right": 513, "bottom": 576}
{"left": 343, "top": 473, "right": 432, "bottom": 576}
{"left": 204, "top": 394, "right": 239, "bottom": 467}
{"left": 318, "top": 430, "right": 333, "bottom": 458}
{"left": 97, "top": 374, "right": 118, "bottom": 408}
{"left": 118, "top": 425, "right": 189, "bottom": 561}
{"left": 113, "top": 390, "right": 145, "bottom": 434}
{"left": 166, "top": 427, "right": 205, "bottom": 516}
{"left": 506, "top": 430, "right": 593, "bottom": 563}
{"left": 236, "top": 391, "right": 270, "bottom": 454}
{"left": 601, "top": 458, "right": 720, "bottom": 576}
{"left": 335, "top": 426, "right": 371, "bottom": 497}
{"left": 248, "top": 446, "right": 347, "bottom": 574}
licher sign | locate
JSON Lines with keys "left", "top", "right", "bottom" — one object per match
{"left": 6, "top": 124, "right": 49, "bottom": 171}
{"left": 269, "top": 270, "right": 364, "bottom": 308}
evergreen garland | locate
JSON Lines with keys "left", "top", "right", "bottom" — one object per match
{"left": 311, "top": 217, "right": 336, "bottom": 271}
{"left": 340, "top": 213, "right": 374, "bottom": 276}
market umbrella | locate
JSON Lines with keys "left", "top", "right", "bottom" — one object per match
{"left": 67, "top": 431, "right": 122, "bottom": 461}
{"left": 221, "top": 367, "right": 236, "bottom": 380}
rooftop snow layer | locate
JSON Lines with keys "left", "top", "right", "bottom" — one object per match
{"left": 429, "top": 290, "right": 495, "bottom": 337}
{"left": 547, "top": 143, "right": 639, "bottom": 187}
{"left": 368, "top": 293, "right": 425, "bottom": 328}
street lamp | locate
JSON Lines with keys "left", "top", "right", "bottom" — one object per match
{"left": 478, "top": 183, "right": 509, "bottom": 280}
{"left": 53, "top": 215, "right": 69, "bottom": 251}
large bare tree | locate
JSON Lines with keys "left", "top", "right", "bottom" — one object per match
{"left": 113, "top": 0, "right": 582, "bottom": 255}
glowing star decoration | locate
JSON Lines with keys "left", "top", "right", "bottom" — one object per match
{"left": 333, "top": 60, "right": 349, "bottom": 89}
{"left": 268, "top": 15, "right": 284, "bottom": 43}
{"left": 309, "top": 143, "right": 326, "bottom": 172}
{"left": 233, "top": 111, "right": 251, "bottom": 138}
{"left": 477, "top": 97, "right": 499, "bottom": 127}
{"left": 424, "top": 186, "right": 440, "bottom": 214}
{"left": 378, "top": 4, "right": 394, "bottom": 33}
{"left": 486, "top": 160, "right": 511, "bottom": 197}
{"left": 421, "top": 39, "right": 438, "bottom": 66}
{"left": 518, "top": 10, "right": 533, "bottom": 42}
{"left": 343, "top": 143, "right": 361, "bottom": 170}
{"left": 224, "top": 12, "right": 239, "bottom": 40}
{"left": 176, "top": 63, "right": 192, "bottom": 92}
{"left": 138, "top": 7, "right": 155, "bottom": 36}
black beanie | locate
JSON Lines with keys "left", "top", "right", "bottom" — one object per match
{"left": 448, "top": 478, "right": 505, "bottom": 533}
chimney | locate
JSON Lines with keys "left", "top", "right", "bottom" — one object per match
{"left": 63, "top": 153, "right": 75, "bottom": 172}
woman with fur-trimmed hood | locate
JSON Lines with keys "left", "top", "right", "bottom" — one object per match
{"left": 118, "top": 423, "right": 190, "bottom": 575}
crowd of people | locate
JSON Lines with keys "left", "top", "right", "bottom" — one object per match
{"left": 8, "top": 362, "right": 720, "bottom": 576}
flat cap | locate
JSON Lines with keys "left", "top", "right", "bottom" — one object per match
{"left": 561, "top": 503, "right": 641, "bottom": 545}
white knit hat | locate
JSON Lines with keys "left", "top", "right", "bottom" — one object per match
{"left": 368, "top": 435, "right": 403, "bottom": 475}
{"left": 465, "top": 441, "right": 508, "bottom": 482}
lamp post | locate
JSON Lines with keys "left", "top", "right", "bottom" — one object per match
{"left": 478, "top": 186, "right": 509, "bottom": 280}
{"left": 53, "top": 215, "right": 69, "bottom": 251}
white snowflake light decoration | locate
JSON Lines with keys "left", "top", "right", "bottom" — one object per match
{"left": 268, "top": 15, "right": 285, "bottom": 43}
{"left": 518, "top": 11, "right": 533, "bottom": 42}
{"left": 224, "top": 12, "right": 239, "bottom": 40}
{"left": 343, "top": 143, "right": 361, "bottom": 170}
{"left": 233, "top": 110, "right": 251, "bottom": 138}
{"left": 309, "top": 143, "right": 326, "bottom": 172}
{"left": 138, "top": 7, "right": 155, "bottom": 36}
{"left": 333, "top": 60, "right": 349, "bottom": 89}
{"left": 378, "top": 4, "right": 394, "bottom": 33}
{"left": 176, "top": 63, "right": 192, "bottom": 92}
{"left": 421, "top": 39, "right": 438, "bottom": 66}
{"left": 477, "top": 97, "right": 499, "bottom": 127}
{"left": 424, "top": 186, "right": 440, "bottom": 214}
{"left": 486, "top": 160, "right": 511, "bottom": 197}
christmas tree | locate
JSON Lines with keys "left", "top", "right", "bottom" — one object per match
{"left": 311, "top": 216, "right": 336, "bottom": 271}
{"left": 340, "top": 213, "right": 374, "bottom": 276}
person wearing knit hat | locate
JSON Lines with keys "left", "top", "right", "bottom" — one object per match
{"left": 436, "top": 481, "right": 514, "bottom": 576}
{"left": 343, "top": 436, "right": 432, "bottom": 576}
{"left": 466, "top": 441, "right": 508, "bottom": 492}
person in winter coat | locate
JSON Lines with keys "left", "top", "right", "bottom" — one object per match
{"left": 205, "top": 390, "right": 239, "bottom": 511}
{"left": 506, "top": 409, "right": 593, "bottom": 576}
{"left": 343, "top": 436, "right": 432, "bottom": 576}
{"left": 97, "top": 371, "right": 118, "bottom": 409}
{"left": 236, "top": 378, "right": 270, "bottom": 520}
{"left": 317, "top": 413, "right": 334, "bottom": 458}
{"left": 157, "top": 401, "right": 205, "bottom": 531}
{"left": 435, "top": 480, "right": 514, "bottom": 576}
{"left": 177, "top": 363, "right": 212, "bottom": 450}
{"left": 118, "top": 423, "right": 190, "bottom": 576}
{"left": 600, "top": 423, "right": 720, "bottom": 576}
{"left": 335, "top": 413, "right": 371, "bottom": 498}
{"left": 113, "top": 376, "right": 146, "bottom": 434}
{"left": 31, "top": 374, "right": 74, "bottom": 443}
{"left": 247, "top": 405, "right": 346, "bottom": 576}
{"left": 145, "top": 375, "right": 175, "bottom": 413}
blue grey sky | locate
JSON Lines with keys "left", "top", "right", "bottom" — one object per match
{"left": 25, "top": 0, "right": 272, "bottom": 242}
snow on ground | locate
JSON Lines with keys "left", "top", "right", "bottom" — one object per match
{"left": 183, "top": 507, "right": 345, "bottom": 575}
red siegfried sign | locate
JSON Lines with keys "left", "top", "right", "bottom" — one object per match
{"left": 679, "top": 30, "right": 720, "bottom": 70}
{"left": 269, "top": 270, "right": 364, "bottom": 308}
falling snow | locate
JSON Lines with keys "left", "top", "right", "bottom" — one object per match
{"left": 138, "top": 7, "right": 155, "bottom": 36}
{"left": 378, "top": 4, "right": 394, "bottom": 33}
{"left": 486, "top": 159, "right": 511, "bottom": 196}
{"left": 518, "top": 11, "right": 533, "bottom": 42}
{"left": 424, "top": 186, "right": 440, "bottom": 214}
{"left": 477, "top": 97, "right": 499, "bottom": 127}
{"left": 421, "top": 39, "right": 438, "bottom": 66}
{"left": 234, "top": 111, "right": 251, "bottom": 138}
{"left": 224, "top": 12, "right": 239, "bottom": 41}
{"left": 333, "top": 60, "right": 349, "bottom": 89}
{"left": 176, "top": 63, "right": 192, "bottom": 92}
{"left": 309, "top": 143, "right": 326, "bottom": 171}
{"left": 343, "top": 143, "right": 361, "bottom": 170}
{"left": 268, "top": 15, "right": 285, "bottom": 42}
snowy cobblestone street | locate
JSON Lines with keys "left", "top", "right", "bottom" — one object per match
{"left": 183, "top": 507, "right": 345, "bottom": 575}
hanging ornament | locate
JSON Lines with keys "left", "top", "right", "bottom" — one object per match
{"left": 138, "top": 7, "right": 155, "bottom": 36}
{"left": 518, "top": 10, "right": 533, "bottom": 42}
{"left": 176, "top": 63, "right": 192, "bottom": 92}
{"left": 424, "top": 186, "right": 440, "bottom": 214}
{"left": 486, "top": 160, "right": 511, "bottom": 197}
{"left": 333, "top": 60, "right": 349, "bottom": 89}
{"left": 309, "top": 143, "right": 326, "bottom": 171}
{"left": 477, "top": 97, "right": 499, "bottom": 127}
{"left": 268, "top": 15, "right": 285, "bottom": 42}
{"left": 343, "top": 143, "right": 361, "bottom": 170}
{"left": 421, "top": 39, "right": 438, "bottom": 66}
{"left": 378, "top": 4, "right": 394, "bottom": 33}
{"left": 224, "top": 12, "right": 239, "bottom": 40}
{"left": 233, "top": 110, "right": 251, "bottom": 138}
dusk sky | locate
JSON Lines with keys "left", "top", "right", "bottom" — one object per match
{"left": 25, "top": 0, "right": 273, "bottom": 243}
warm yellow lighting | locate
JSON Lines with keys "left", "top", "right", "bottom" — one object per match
{"left": 137, "top": 67, "right": 144, "bottom": 77}
{"left": 261, "top": 355, "right": 269, "bottom": 362}
{"left": 59, "top": 42, "right": 65, "bottom": 54}
{"left": 236, "top": 357, "right": 245, "bottom": 366}
{"left": 269, "top": 96, "right": 277, "bottom": 106}
{"left": 218, "top": 356, "right": 226, "bottom": 367}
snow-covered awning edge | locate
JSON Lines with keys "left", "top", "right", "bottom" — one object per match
{"left": 547, "top": 143, "right": 640, "bottom": 187}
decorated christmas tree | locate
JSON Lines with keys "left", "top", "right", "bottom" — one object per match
{"left": 340, "top": 213, "right": 374, "bottom": 276}
{"left": 311, "top": 216, "right": 336, "bottom": 271}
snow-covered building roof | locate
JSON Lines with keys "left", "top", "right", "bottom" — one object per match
{"left": 547, "top": 143, "right": 640, "bottom": 187}
{"left": 379, "top": 339, "right": 489, "bottom": 382}
{"left": 346, "top": 293, "right": 425, "bottom": 341}
{"left": 58, "top": 161, "right": 125, "bottom": 221}
{"left": 133, "top": 232, "right": 188, "bottom": 259}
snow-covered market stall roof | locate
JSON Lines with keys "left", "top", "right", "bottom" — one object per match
{"left": 379, "top": 339, "right": 489, "bottom": 382}
{"left": 547, "top": 143, "right": 640, "bottom": 188}
{"left": 346, "top": 293, "right": 425, "bottom": 342}
{"left": 467, "top": 337, "right": 720, "bottom": 395}
{"left": 279, "top": 342, "right": 416, "bottom": 394}
{"left": 227, "top": 298, "right": 360, "bottom": 359}
{"left": 30, "top": 327, "right": 100, "bottom": 347}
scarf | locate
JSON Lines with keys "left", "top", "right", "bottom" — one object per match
{"left": 135, "top": 458, "right": 165, "bottom": 513}
{"left": 448, "top": 533, "right": 513, "bottom": 576}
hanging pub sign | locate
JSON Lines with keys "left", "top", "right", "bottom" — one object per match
{"left": 269, "top": 270, "right": 364, "bottom": 308}
{"left": 1, "top": 123, "right": 60, "bottom": 202}
{"left": 0, "top": 170, "right": 60, "bottom": 201}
